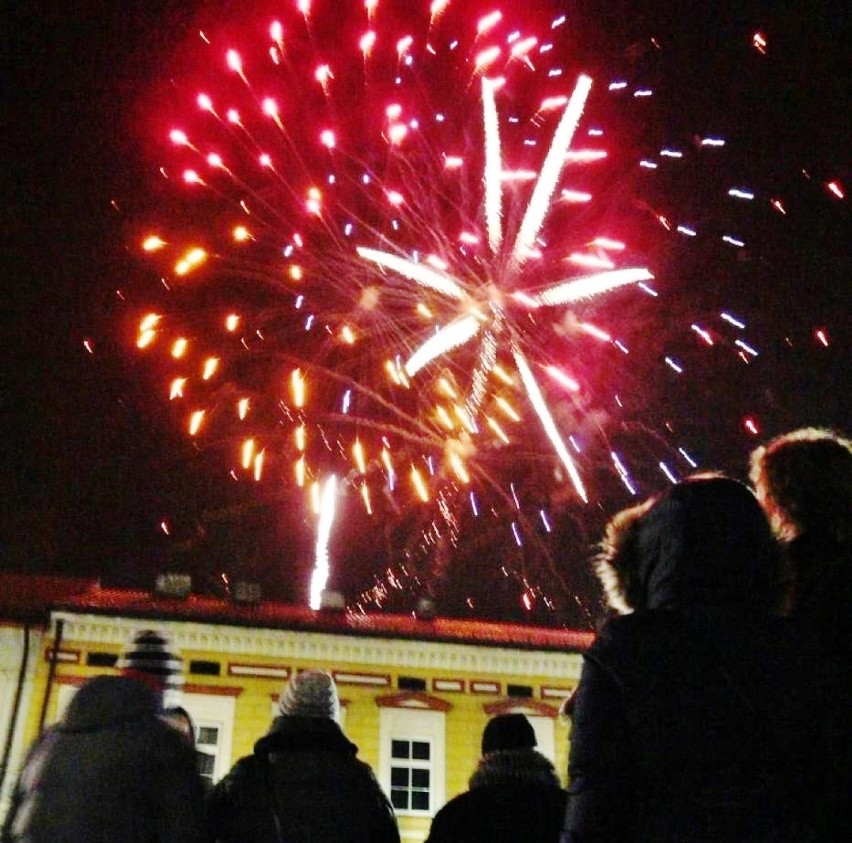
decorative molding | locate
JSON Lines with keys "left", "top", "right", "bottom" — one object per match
{"left": 52, "top": 675, "right": 243, "bottom": 698}
{"left": 541, "top": 686, "right": 574, "bottom": 699}
{"left": 55, "top": 674, "right": 87, "bottom": 686}
{"left": 376, "top": 692, "right": 452, "bottom": 712}
{"left": 50, "top": 611, "right": 584, "bottom": 679}
{"left": 333, "top": 670, "right": 391, "bottom": 687}
{"left": 43, "top": 648, "right": 79, "bottom": 664}
{"left": 470, "top": 680, "right": 500, "bottom": 695}
{"left": 184, "top": 683, "right": 243, "bottom": 697}
{"left": 432, "top": 678, "right": 464, "bottom": 693}
{"left": 228, "top": 662, "right": 290, "bottom": 679}
{"left": 484, "top": 698, "right": 559, "bottom": 718}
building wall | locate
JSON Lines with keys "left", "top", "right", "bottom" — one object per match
{"left": 12, "top": 612, "right": 583, "bottom": 842}
{"left": 0, "top": 625, "right": 45, "bottom": 821}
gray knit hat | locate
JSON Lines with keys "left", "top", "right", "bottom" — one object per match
{"left": 278, "top": 669, "right": 340, "bottom": 722}
{"left": 118, "top": 629, "right": 184, "bottom": 706}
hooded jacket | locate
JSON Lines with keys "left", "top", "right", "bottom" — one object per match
{"left": 562, "top": 478, "right": 847, "bottom": 842}
{"left": 1, "top": 675, "right": 205, "bottom": 843}
{"left": 427, "top": 747, "right": 567, "bottom": 843}
{"left": 206, "top": 715, "right": 400, "bottom": 843}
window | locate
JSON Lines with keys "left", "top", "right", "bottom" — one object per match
{"left": 379, "top": 706, "right": 446, "bottom": 817}
{"left": 182, "top": 692, "right": 236, "bottom": 785}
{"left": 506, "top": 683, "right": 533, "bottom": 698}
{"left": 526, "top": 715, "right": 556, "bottom": 763}
{"left": 86, "top": 652, "right": 118, "bottom": 668}
{"left": 188, "top": 660, "right": 221, "bottom": 676}
{"left": 54, "top": 683, "right": 78, "bottom": 723}
{"left": 390, "top": 738, "right": 431, "bottom": 811}
{"left": 194, "top": 724, "right": 221, "bottom": 786}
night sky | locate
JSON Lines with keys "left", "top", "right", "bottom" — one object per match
{"left": 2, "top": 1, "right": 849, "bottom": 627}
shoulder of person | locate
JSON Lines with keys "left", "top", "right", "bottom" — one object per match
{"left": 434, "top": 790, "right": 476, "bottom": 820}
{"left": 206, "top": 753, "right": 269, "bottom": 816}
{"left": 426, "top": 791, "right": 471, "bottom": 838}
{"left": 592, "top": 610, "right": 681, "bottom": 647}
{"left": 216, "top": 753, "right": 262, "bottom": 790}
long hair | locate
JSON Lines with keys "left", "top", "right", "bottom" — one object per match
{"left": 750, "top": 427, "right": 852, "bottom": 543}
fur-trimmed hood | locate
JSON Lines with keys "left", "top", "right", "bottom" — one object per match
{"left": 469, "top": 748, "right": 562, "bottom": 791}
{"left": 595, "top": 476, "right": 782, "bottom": 614}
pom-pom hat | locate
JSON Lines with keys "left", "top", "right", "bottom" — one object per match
{"left": 278, "top": 669, "right": 341, "bottom": 723}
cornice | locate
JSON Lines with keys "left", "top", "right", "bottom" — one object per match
{"left": 50, "top": 611, "right": 583, "bottom": 680}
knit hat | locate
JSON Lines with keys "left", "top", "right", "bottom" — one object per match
{"left": 481, "top": 713, "right": 537, "bottom": 755}
{"left": 278, "top": 669, "right": 341, "bottom": 722}
{"left": 118, "top": 629, "right": 184, "bottom": 706}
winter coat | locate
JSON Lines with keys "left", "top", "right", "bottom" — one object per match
{"left": 1, "top": 675, "right": 205, "bottom": 843}
{"left": 787, "top": 530, "right": 852, "bottom": 669}
{"left": 563, "top": 478, "right": 847, "bottom": 842}
{"left": 206, "top": 715, "right": 400, "bottom": 843}
{"left": 426, "top": 748, "right": 567, "bottom": 843}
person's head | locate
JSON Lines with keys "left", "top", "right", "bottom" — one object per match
{"left": 163, "top": 705, "right": 195, "bottom": 744}
{"left": 594, "top": 474, "right": 782, "bottom": 614}
{"left": 117, "top": 629, "right": 184, "bottom": 708}
{"left": 277, "top": 669, "right": 341, "bottom": 724}
{"left": 749, "top": 427, "right": 852, "bottom": 543}
{"left": 481, "top": 713, "right": 537, "bottom": 756}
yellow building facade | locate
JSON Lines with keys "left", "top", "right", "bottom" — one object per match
{"left": 5, "top": 583, "right": 592, "bottom": 843}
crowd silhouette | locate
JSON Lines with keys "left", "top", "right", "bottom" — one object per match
{"left": 2, "top": 428, "right": 848, "bottom": 842}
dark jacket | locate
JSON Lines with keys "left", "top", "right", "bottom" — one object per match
{"left": 206, "top": 716, "right": 400, "bottom": 843}
{"left": 427, "top": 748, "right": 567, "bottom": 843}
{"left": 1, "top": 675, "right": 205, "bottom": 843}
{"left": 788, "top": 530, "right": 852, "bottom": 668}
{"left": 563, "top": 479, "right": 847, "bottom": 842}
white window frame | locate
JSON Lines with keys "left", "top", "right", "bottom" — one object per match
{"left": 525, "top": 714, "right": 556, "bottom": 763}
{"left": 379, "top": 707, "right": 445, "bottom": 818}
{"left": 54, "top": 682, "right": 78, "bottom": 723}
{"left": 181, "top": 692, "right": 236, "bottom": 785}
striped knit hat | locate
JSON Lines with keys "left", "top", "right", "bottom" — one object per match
{"left": 118, "top": 629, "right": 184, "bottom": 707}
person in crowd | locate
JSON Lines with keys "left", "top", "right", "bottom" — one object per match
{"left": 426, "top": 713, "right": 566, "bottom": 843}
{"left": 206, "top": 668, "right": 399, "bottom": 843}
{"left": 2, "top": 629, "right": 205, "bottom": 843}
{"left": 165, "top": 705, "right": 197, "bottom": 745}
{"left": 562, "top": 475, "right": 846, "bottom": 842}
{"left": 749, "top": 426, "right": 852, "bottom": 665}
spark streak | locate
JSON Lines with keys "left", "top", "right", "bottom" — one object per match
{"left": 309, "top": 475, "right": 337, "bottom": 610}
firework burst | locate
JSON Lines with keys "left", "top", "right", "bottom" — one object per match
{"left": 124, "top": 1, "right": 843, "bottom": 617}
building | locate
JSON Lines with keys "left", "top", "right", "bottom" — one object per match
{"left": 1, "top": 576, "right": 592, "bottom": 842}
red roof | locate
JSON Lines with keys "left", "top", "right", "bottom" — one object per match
{"left": 55, "top": 585, "right": 594, "bottom": 652}
{"left": 0, "top": 575, "right": 100, "bottom": 625}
